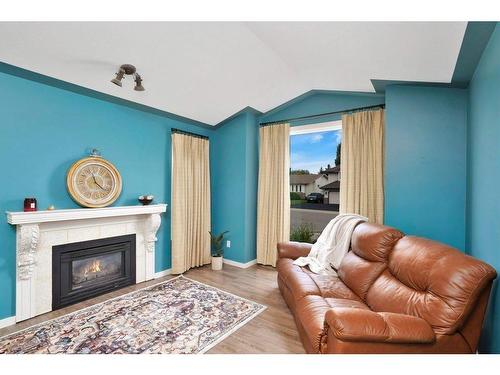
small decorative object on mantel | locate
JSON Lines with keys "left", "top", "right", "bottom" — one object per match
{"left": 47, "top": 205, "right": 55, "bottom": 211}
{"left": 66, "top": 148, "right": 122, "bottom": 208}
{"left": 209, "top": 231, "right": 229, "bottom": 271}
{"left": 138, "top": 195, "right": 154, "bottom": 205}
{"left": 23, "top": 198, "right": 37, "bottom": 212}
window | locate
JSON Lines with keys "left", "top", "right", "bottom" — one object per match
{"left": 289, "top": 120, "right": 342, "bottom": 243}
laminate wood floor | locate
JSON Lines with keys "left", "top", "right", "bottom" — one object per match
{"left": 0, "top": 264, "right": 305, "bottom": 354}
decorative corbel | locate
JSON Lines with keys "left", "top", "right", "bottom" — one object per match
{"left": 144, "top": 213, "right": 161, "bottom": 253}
{"left": 17, "top": 224, "right": 40, "bottom": 280}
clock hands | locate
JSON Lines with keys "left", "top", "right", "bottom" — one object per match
{"left": 91, "top": 174, "right": 108, "bottom": 191}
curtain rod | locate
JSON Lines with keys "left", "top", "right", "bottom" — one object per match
{"left": 259, "top": 104, "right": 385, "bottom": 127}
{"left": 171, "top": 128, "right": 209, "bottom": 140}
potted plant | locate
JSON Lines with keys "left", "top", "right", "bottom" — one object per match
{"left": 209, "top": 230, "right": 229, "bottom": 270}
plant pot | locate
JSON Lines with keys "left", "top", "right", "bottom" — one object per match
{"left": 211, "top": 256, "right": 223, "bottom": 271}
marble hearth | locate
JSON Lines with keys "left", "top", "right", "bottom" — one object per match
{"left": 6, "top": 204, "right": 167, "bottom": 322}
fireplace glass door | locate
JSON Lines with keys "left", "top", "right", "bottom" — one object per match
{"left": 72, "top": 251, "right": 123, "bottom": 289}
{"left": 52, "top": 234, "right": 136, "bottom": 310}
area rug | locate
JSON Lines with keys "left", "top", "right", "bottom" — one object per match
{"left": 0, "top": 276, "right": 266, "bottom": 354}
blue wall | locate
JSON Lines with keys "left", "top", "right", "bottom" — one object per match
{"left": 0, "top": 71, "right": 213, "bottom": 321}
{"left": 211, "top": 110, "right": 259, "bottom": 263}
{"left": 467, "top": 23, "right": 500, "bottom": 354}
{"left": 385, "top": 85, "right": 468, "bottom": 250}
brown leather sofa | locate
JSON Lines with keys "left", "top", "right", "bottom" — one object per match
{"left": 277, "top": 223, "right": 497, "bottom": 353}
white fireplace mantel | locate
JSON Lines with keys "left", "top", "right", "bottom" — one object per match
{"left": 6, "top": 204, "right": 167, "bottom": 322}
{"left": 7, "top": 204, "right": 167, "bottom": 225}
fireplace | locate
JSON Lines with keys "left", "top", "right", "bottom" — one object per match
{"left": 52, "top": 234, "right": 136, "bottom": 310}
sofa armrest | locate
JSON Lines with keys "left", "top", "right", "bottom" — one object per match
{"left": 277, "top": 242, "right": 313, "bottom": 260}
{"left": 324, "top": 308, "right": 435, "bottom": 344}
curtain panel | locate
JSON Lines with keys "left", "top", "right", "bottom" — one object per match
{"left": 171, "top": 133, "right": 211, "bottom": 274}
{"left": 256, "top": 123, "right": 290, "bottom": 267}
{"left": 340, "top": 109, "right": 385, "bottom": 224}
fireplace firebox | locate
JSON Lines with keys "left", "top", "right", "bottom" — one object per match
{"left": 52, "top": 234, "right": 136, "bottom": 310}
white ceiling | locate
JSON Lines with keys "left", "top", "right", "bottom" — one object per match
{"left": 0, "top": 22, "right": 467, "bottom": 125}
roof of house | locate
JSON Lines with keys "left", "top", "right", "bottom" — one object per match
{"left": 323, "top": 165, "right": 340, "bottom": 174}
{"left": 290, "top": 174, "right": 320, "bottom": 185}
{"left": 320, "top": 180, "right": 341, "bottom": 191}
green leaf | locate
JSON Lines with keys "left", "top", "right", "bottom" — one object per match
{"left": 208, "top": 230, "right": 229, "bottom": 257}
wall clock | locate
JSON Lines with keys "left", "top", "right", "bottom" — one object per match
{"left": 66, "top": 155, "right": 122, "bottom": 208}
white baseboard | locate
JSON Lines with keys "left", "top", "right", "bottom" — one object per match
{"left": 0, "top": 316, "right": 16, "bottom": 329}
{"left": 154, "top": 268, "right": 172, "bottom": 278}
{"left": 223, "top": 258, "right": 257, "bottom": 269}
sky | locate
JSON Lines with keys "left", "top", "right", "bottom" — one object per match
{"left": 290, "top": 130, "right": 341, "bottom": 174}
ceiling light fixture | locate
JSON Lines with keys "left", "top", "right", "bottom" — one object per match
{"left": 111, "top": 64, "right": 145, "bottom": 91}
{"left": 134, "top": 73, "right": 145, "bottom": 91}
{"left": 111, "top": 68, "right": 125, "bottom": 87}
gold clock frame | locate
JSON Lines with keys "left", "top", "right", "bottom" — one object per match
{"left": 66, "top": 156, "right": 122, "bottom": 208}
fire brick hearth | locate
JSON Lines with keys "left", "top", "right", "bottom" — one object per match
{"left": 52, "top": 234, "right": 136, "bottom": 310}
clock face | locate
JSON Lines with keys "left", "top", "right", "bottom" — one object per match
{"left": 67, "top": 157, "right": 122, "bottom": 208}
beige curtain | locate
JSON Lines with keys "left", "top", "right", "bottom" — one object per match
{"left": 256, "top": 123, "right": 290, "bottom": 267}
{"left": 171, "top": 132, "right": 211, "bottom": 274}
{"left": 340, "top": 109, "right": 385, "bottom": 224}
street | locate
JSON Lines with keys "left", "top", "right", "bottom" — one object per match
{"left": 290, "top": 208, "right": 339, "bottom": 233}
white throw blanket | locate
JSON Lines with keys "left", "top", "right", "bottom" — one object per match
{"left": 293, "top": 213, "right": 367, "bottom": 275}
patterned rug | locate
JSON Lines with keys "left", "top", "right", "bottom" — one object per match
{"left": 0, "top": 276, "right": 266, "bottom": 354}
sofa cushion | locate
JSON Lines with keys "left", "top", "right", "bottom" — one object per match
{"left": 337, "top": 223, "right": 402, "bottom": 301}
{"left": 350, "top": 222, "right": 403, "bottom": 262}
{"left": 295, "top": 295, "right": 370, "bottom": 352}
{"left": 277, "top": 258, "right": 321, "bottom": 300}
{"left": 366, "top": 236, "right": 497, "bottom": 334}
{"left": 308, "top": 273, "right": 362, "bottom": 301}
{"left": 337, "top": 251, "right": 386, "bottom": 301}
{"left": 277, "top": 258, "right": 361, "bottom": 302}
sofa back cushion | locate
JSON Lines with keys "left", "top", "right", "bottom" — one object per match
{"left": 365, "top": 236, "right": 497, "bottom": 334}
{"left": 338, "top": 223, "right": 403, "bottom": 300}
